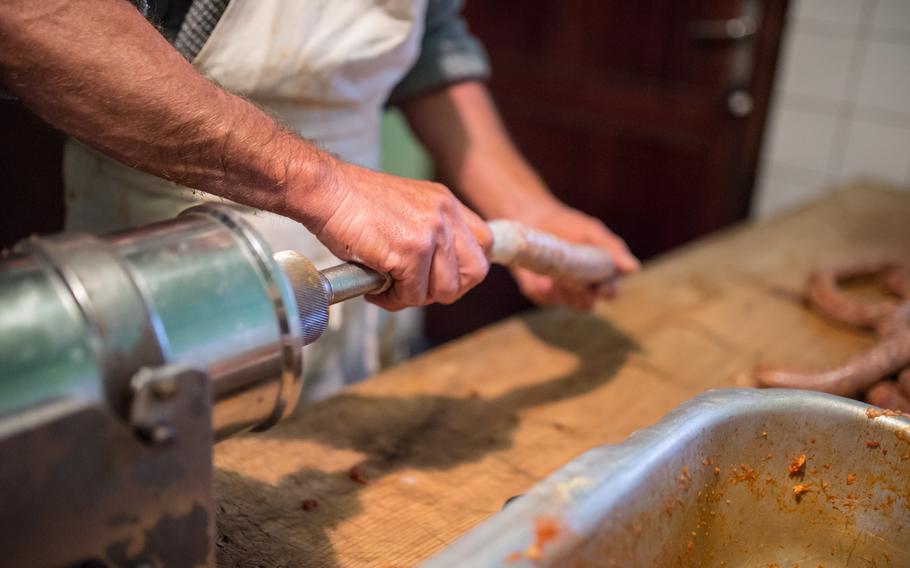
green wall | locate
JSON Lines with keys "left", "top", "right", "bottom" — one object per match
{"left": 380, "top": 109, "right": 432, "bottom": 180}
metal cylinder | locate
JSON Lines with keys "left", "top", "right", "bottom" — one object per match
{"left": 271, "top": 255, "right": 391, "bottom": 349}
{"left": 0, "top": 204, "right": 303, "bottom": 440}
{"left": 273, "top": 250, "right": 330, "bottom": 346}
{"left": 321, "top": 263, "right": 391, "bottom": 304}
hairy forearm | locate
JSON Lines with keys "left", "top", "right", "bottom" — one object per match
{"left": 0, "top": 1, "right": 501, "bottom": 309}
{"left": 401, "top": 81, "right": 558, "bottom": 220}
{"left": 0, "top": 0, "right": 334, "bottom": 226}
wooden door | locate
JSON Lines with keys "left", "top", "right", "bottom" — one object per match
{"left": 426, "top": 0, "right": 789, "bottom": 343}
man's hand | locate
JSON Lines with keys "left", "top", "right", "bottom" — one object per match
{"left": 507, "top": 201, "right": 639, "bottom": 310}
{"left": 402, "top": 81, "right": 639, "bottom": 310}
{"left": 299, "top": 161, "right": 492, "bottom": 311}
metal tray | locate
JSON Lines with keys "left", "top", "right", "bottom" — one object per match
{"left": 423, "top": 389, "right": 910, "bottom": 567}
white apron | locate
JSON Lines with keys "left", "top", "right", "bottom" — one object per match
{"left": 64, "top": 0, "right": 427, "bottom": 400}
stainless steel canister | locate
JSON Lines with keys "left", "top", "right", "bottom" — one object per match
{"left": 0, "top": 204, "right": 303, "bottom": 439}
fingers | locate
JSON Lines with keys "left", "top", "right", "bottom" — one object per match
{"left": 458, "top": 202, "right": 493, "bottom": 256}
{"left": 512, "top": 269, "right": 552, "bottom": 305}
{"left": 512, "top": 268, "right": 597, "bottom": 311}
{"left": 370, "top": 193, "right": 489, "bottom": 310}
{"left": 426, "top": 213, "right": 462, "bottom": 305}
{"left": 450, "top": 214, "right": 490, "bottom": 302}
{"left": 371, "top": 245, "right": 433, "bottom": 311}
{"left": 581, "top": 219, "right": 640, "bottom": 274}
{"left": 426, "top": 198, "right": 489, "bottom": 305}
{"left": 594, "top": 278, "right": 620, "bottom": 299}
{"left": 562, "top": 286, "right": 596, "bottom": 311}
{"left": 311, "top": 165, "right": 493, "bottom": 311}
{"left": 606, "top": 238, "right": 640, "bottom": 274}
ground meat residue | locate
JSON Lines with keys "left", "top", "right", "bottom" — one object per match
{"left": 788, "top": 454, "right": 807, "bottom": 477}
{"left": 505, "top": 551, "right": 522, "bottom": 563}
{"left": 525, "top": 517, "right": 562, "bottom": 560}
{"left": 866, "top": 406, "right": 910, "bottom": 420}
{"left": 504, "top": 516, "right": 565, "bottom": 563}
{"left": 348, "top": 465, "right": 370, "bottom": 485}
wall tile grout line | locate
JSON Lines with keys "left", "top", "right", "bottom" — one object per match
{"left": 865, "top": 26, "right": 910, "bottom": 46}
{"left": 768, "top": 161, "right": 837, "bottom": 184}
{"left": 824, "top": 0, "right": 878, "bottom": 181}
{"left": 851, "top": 105, "right": 910, "bottom": 130}
{"left": 779, "top": 93, "right": 843, "bottom": 116}
{"left": 792, "top": 18, "right": 860, "bottom": 40}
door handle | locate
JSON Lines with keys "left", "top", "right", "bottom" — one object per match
{"left": 689, "top": 0, "right": 762, "bottom": 118}
{"left": 689, "top": 16, "right": 758, "bottom": 41}
{"left": 727, "top": 89, "right": 754, "bottom": 118}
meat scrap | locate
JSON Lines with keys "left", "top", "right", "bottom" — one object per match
{"left": 866, "top": 404, "right": 910, "bottom": 420}
{"left": 504, "top": 516, "right": 566, "bottom": 563}
{"left": 678, "top": 466, "right": 691, "bottom": 489}
{"left": 866, "top": 407, "right": 887, "bottom": 419}
{"left": 504, "top": 551, "right": 522, "bottom": 563}
{"left": 732, "top": 464, "right": 757, "bottom": 484}
{"left": 524, "top": 517, "right": 564, "bottom": 561}
{"left": 788, "top": 454, "right": 807, "bottom": 477}
{"left": 751, "top": 259, "right": 910, "bottom": 412}
{"left": 792, "top": 484, "right": 812, "bottom": 498}
{"left": 348, "top": 465, "right": 370, "bottom": 485}
{"left": 526, "top": 517, "right": 562, "bottom": 560}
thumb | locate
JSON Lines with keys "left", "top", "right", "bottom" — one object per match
{"left": 458, "top": 203, "right": 493, "bottom": 256}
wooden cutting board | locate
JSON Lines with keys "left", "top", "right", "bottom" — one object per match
{"left": 214, "top": 184, "right": 910, "bottom": 567}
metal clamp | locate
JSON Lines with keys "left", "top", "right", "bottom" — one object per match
{"left": 130, "top": 365, "right": 208, "bottom": 445}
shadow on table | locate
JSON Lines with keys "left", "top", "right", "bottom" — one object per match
{"left": 215, "top": 310, "right": 639, "bottom": 567}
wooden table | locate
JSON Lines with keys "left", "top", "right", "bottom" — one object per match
{"left": 215, "top": 185, "right": 910, "bottom": 567}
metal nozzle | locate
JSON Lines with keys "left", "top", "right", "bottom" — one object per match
{"left": 320, "top": 263, "right": 391, "bottom": 304}
{"left": 274, "top": 252, "right": 391, "bottom": 346}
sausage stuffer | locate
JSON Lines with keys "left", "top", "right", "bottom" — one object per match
{"left": 0, "top": 203, "right": 615, "bottom": 567}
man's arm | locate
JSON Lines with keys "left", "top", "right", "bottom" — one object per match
{"left": 0, "top": 0, "right": 491, "bottom": 310}
{"left": 401, "top": 81, "right": 640, "bottom": 310}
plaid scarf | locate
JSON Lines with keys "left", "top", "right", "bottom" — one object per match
{"left": 133, "top": 0, "right": 230, "bottom": 61}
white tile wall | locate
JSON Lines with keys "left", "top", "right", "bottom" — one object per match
{"left": 870, "top": 0, "right": 910, "bottom": 33}
{"left": 793, "top": 0, "right": 865, "bottom": 27}
{"left": 839, "top": 120, "right": 910, "bottom": 185}
{"left": 753, "top": 0, "right": 910, "bottom": 219}
{"left": 753, "top": 170, "right": 831, "bottom": 218}
{"left": 855, "top": 40, "right": 910, "bottom": 115}
{"left": 765, "top": 106, "right": 839, "bottom": 173}
{"left": 776, "top": 32, "right": 856, "bottom": 102}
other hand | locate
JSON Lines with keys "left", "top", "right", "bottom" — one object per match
{"left": 509, "top": 202, "right": 639, "bottom": 310}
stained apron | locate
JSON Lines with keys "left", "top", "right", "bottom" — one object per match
{"left": 64, "top": 0, "right": 428, "bottom": 400}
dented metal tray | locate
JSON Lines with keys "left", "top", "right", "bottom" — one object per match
{"left": 423, "top": 389, "right": 910, "bottom": 567}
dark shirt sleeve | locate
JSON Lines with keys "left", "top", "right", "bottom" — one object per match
{"left": 388, "top": 0, "right": 490, "bottom": 105}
